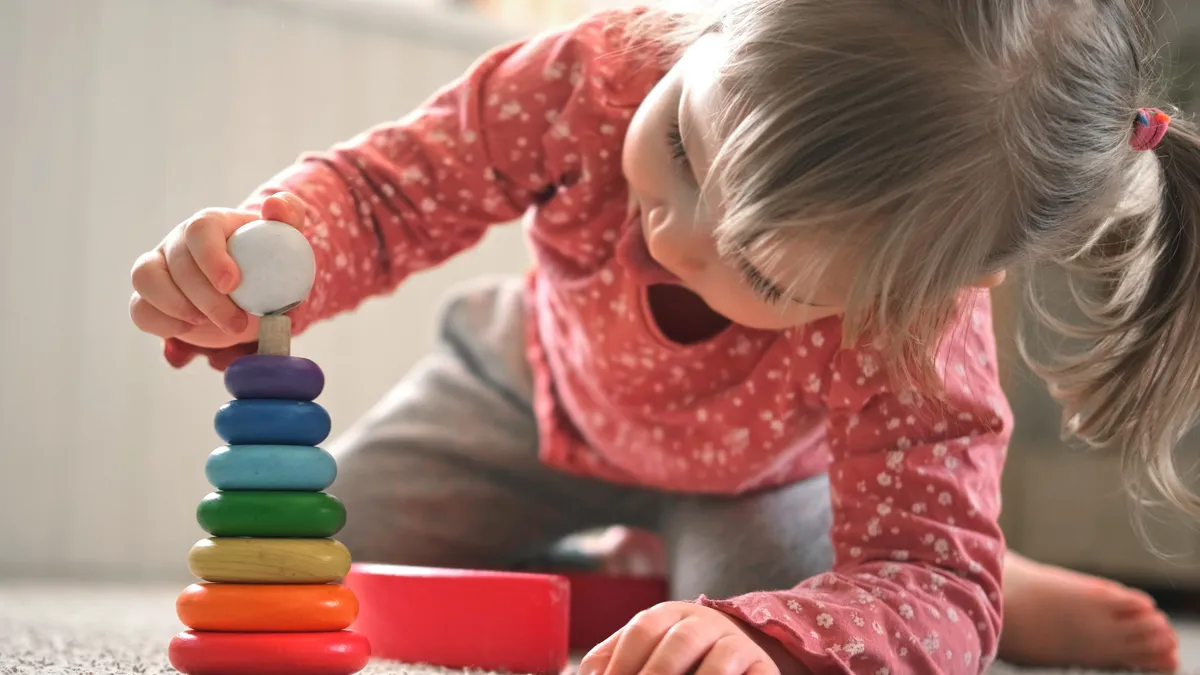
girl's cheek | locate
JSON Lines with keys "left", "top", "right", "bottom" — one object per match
{"left": 622, "top": 97, "right": 677, "bottom": 198}
{"left": 624, "top": 143, "right": 676, "bottom": 204}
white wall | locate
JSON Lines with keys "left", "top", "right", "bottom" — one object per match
{"left": 0, "top": 0, "right": 534, "bottom": 580}
{"left": 11, "top": 0, "right": 1197, "bottom": 587}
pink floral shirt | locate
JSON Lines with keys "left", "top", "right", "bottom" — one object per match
{"left": 165, "top": 9, "right": 1011, "bottom": 674}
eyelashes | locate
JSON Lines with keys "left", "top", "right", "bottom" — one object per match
{"left": 666, "top": 120, "right": 689, "bottom": 166}
{"left": 737, "top": 257, "right": 786, "bottom": 304}
{"left": 667, "top": 118, "right": 783, "bottom": 305}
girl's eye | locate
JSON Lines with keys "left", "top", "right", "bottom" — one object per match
{"left": 665, "top": 120, "right": 690, "bottom": 169}
{"left": 737, "top": 257, "right": 786, "bottom": 304}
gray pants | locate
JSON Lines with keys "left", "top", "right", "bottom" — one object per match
{"left": 328, "top": 277, "right": 834, "bottom": 601}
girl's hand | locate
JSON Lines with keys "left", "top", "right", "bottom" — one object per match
{"left": 580, "top": 601, "right": 804, "bottom": 675}
{"left": 129, "top": 193, "right": 307, "bottom": 349}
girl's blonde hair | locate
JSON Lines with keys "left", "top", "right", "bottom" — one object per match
{"left": 633, "top": 1, "right": 1200, "bottom": 518}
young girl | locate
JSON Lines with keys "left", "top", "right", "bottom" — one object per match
{"left": 129, "top": 1, "right": 1194, "bottom": 673}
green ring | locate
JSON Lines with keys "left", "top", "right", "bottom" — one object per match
{"left": 197, "top": 491, "right": 347, "bottom": 538}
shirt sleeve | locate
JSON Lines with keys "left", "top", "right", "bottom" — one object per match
{"left": 163, "top": 11, "right": 637, "bottom": 370}
{"left": 698, "top": 292, "right": 1011, "bottom": 674}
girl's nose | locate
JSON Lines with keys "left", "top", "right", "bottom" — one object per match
{"left": 646, "top": 207, "right": 708, "bottom": 275}
{"left": 663, "top": 239, "right": 708, "bottom": 277}
{"left": 675, "top": 250, "right": 707, "bottom": 275}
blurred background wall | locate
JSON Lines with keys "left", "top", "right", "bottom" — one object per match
{"left": 0, "top": 0, "right": 565, "bottom": 581}
{"left": 2, "top": 0, "right": 1200, "bottom": 587}
{"left": 995, "top": 0, "right": 1200, "bottom": 587}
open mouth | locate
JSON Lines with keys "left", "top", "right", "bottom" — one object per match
{"left": 645, "top": 282, "right": 732, "bottom": 345}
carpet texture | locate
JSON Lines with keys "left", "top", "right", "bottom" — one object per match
{"left": 2, "top": 580, "right": 1198, "bottom": 675}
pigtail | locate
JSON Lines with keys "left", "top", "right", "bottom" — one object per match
{"left": 1027, "top": 115, "right": 1200, "bottom": 519}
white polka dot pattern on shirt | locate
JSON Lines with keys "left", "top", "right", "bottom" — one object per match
{"left": 701, "top": 294, "right": 1009, "bottom": 674}
{"left": 165, "top": 10, "right": 1012, "bottom": 675}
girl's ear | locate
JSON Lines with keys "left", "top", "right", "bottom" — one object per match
{"left": 970, "top": 270, "right": 1007, "bottom": 289}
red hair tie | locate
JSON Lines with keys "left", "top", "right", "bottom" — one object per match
{"left": 1132, "top": 108, "right": 1170, "bottom": 151}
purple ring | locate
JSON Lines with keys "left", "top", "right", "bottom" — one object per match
{"left": 225, "top": 354, "right": 325, "bottom": 401}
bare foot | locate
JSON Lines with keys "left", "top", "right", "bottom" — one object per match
{"left": 1000, "top": 551, "right": 1179, "bottom": 673}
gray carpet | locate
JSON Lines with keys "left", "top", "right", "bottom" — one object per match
{"left": 2, "top": 580, "right": 1199, "bottom": 675}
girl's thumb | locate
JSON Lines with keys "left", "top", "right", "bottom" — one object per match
{"left": 260, "top": 192, "right": 308, "bottom": 229}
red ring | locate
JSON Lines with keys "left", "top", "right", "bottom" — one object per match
{"left": 168, "top": 630, "right": 370, "bottom": 675}
{"left": 345, "top": 563, "right": 569, "bottom": 674}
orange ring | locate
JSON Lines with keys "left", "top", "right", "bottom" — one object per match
{"left": 177, "top": 582, "right": 359, "bottom": 632}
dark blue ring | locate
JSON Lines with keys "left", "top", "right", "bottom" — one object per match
{"left": 214, "top": 399, "right": 331, "bottom": 446}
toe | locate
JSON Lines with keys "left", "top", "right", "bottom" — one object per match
{"left": 1141, "top": 647, "right": 1179, "bottom": 675}
{"left": 1124, "top": 649, "right": 1176, "bottom": 673}
{"left": 1093, "top": 580, "right": 1158, "bottom": 614}
{"left": 1128, "top": 623, "right": 1180, "bottom": 673}
{"left": 1122, "top": 612, "right": 1176, "bottom": 643}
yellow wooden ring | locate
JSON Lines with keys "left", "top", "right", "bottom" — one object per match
{"left": 187, "top": 537, "right": 351, "bottom": 583}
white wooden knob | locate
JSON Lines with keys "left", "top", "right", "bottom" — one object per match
{"left": 227, "top": 220, "right": 316, "bottom": 316}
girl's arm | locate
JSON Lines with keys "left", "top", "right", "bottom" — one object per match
{"left": 699, "top": 291, "right": 1009, "bottom": 674}
{"left": 163, "top": 10, "right": 641, "bottom": 370}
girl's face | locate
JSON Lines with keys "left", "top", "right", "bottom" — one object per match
{"left": 622, "top": 33, "right": 850, "bottom": 331}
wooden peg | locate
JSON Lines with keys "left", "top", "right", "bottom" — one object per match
{"left": 257, "top": 314, "right": 291, "bottom": 356}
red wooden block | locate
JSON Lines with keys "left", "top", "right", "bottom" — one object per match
{"left": 344, "top": 563, "right": 569, "bottom": 674}
{"left": 168, "top": 630, "right": 370, "bottom": 675}
{"left": 558, "top": 572, "right": 669, "bottom": 651}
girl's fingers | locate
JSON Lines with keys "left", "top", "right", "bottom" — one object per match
{"left": 638, "top": 616, "right": 723, "bottom": 675}
{"left": 165, "top": 236, "right": 248, "bottom": 335}
{"left": 129, "top": 248, "right": 207, "bottom": 326}
{"left": 744, "top": 659, "right": 780, "bottom": 675}
{"left": 693, "top": 635, "right": 762, "bottom": 675}
{"left": 600, "top": 608, "right": 682, "bottom": 675}
{"left": 260, "top": 192, "right": 308, "bottom": 229}
{"left": 129, "top": 291, "right": 197, "bottom": 339}
{"left": 578, "top": 629, "right": 622, "bottom": 675}
{"left": 181, "top": 208, "right": 260, "bottom": 295}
